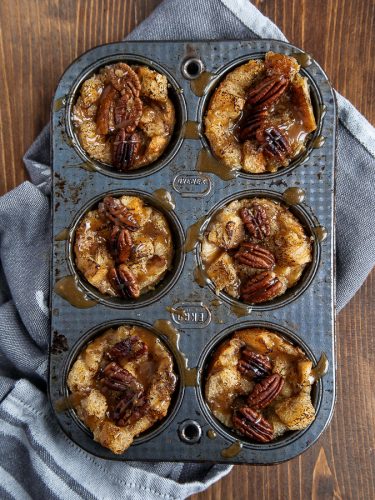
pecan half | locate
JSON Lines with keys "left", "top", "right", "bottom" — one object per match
{"left": 107, "top": 336, "right": 148, "bottom": 362}
{"left": 109, "top": 226, "right": 133, "bottom": 264}
{"left": 246, "top": 75, "right": 288, "bottom": 110}
{"left": 237, "top": 109, "right": 268, "bottom": 142}
{"left": 96, "top": 84, "right": 118, "bottom": 135}
{"left": 239, "top": 205, "right": 270, "bottom": 240}
{"left": 233, "top": 407, "right": 273, "bottom": 443}
{"left": 235, "top": 242, "right": 275, "bottom": 270}
{"left": 98, "top": 196, "right": 139, "bottom": 231}
{"left": 114, "top": 92, "right": 143, "bottom": 134}
{"left": 100, "top": 362, "right": 142, "bottom": 392}
{"left": 108, "top": 264, "right": 140, "bottom": 299}
{"left": 238, "top": 348, "right": 272, "bottom": 379}
{"left": 257, "top": 127, "right": 292, "bottom": 162}
{"left": 241, "top": 271, "right": 283, "bottom": 303}
{"left": 111, "top": 389, "right": 148, "bottom": 426}
{"left": 112, "top": 129, "right": 141, "bottom": 171}
{"left": 247, "top": 373, "right": 284, "bottom": 409}
{"left": 108, "top": 63, "right": 141, "bottom": 96}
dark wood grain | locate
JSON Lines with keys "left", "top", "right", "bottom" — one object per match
{"left": 0, "top": 1, "right": 374, "bottom": 499}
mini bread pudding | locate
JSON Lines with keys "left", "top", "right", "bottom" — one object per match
{"left": 67, "top": 325, "right": 177, "bottom": 454}
{"left": 74, "top": 195, "right": 174, "bottom": 299}
{"left": 205, "top": 52, "right": 317, "bottom": 173}
{"left": 201, "top": 197, "right": 312, "bottom": 304}
{"left": 72, "top": 62, "right": 175, "bottom": 171}
{"left": 205, "top": 328, "right": 316, "bottom": 443}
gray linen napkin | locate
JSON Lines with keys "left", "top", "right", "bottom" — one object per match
{"left": 0, "top": 0, "right": 374, "bottom": 498}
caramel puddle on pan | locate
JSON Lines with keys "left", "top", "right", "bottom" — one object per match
{"left": 183, "top": 215, "right": 207, "bottom": 253}
{"left": 196, "top": 149, "right": 240, "bottom": 181}
{"left": 312, "top": 135, "right": 326, "bottom": 148}
{"left": 153, "top": 319, "right": 197, "bottom": 387}
{"left": 230, "top": 302, "right": 252, "bottom": 317}
{"left": 54, "top": 228, "right": 70, "bottom": 241}
{"left": 194, "top": 266, "right": 208, "bottom": 287}
{"left": 282, "top": 187, "right": 306, "bottom": 205}
{"left": 190, "top": 71, "right": 214, "bottom": 96}
{"left": 182, "top": 121, "right": 200, "bottom": 140}
{"left": 54, "top": 96, "right": 66, "bottom": 112}
{"left": 221, "top": 440, "right": 243, "bottom": 459}
{"left": 152, "top": 188, "right": 175, "bottom": 211}
{"left": 207, "top": 429, "right": 217, "bottom": 440}
{"left": 54, "top": 393, "right": 86, "bottom": 413}
{"left": 309, "top": 352, "right": 329, "bottom": 383}
{"left": 314, "top": 226, "right": 328, "bottom": 242}
{"left": 54, "top": 276, "right": 98, "bottom": 308}
{"left": 290, "top": 52, "right": 312, "bottom": 68}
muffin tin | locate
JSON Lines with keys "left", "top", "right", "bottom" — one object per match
{"left": 50, "top": 39, "right": 336, "bottom": 464}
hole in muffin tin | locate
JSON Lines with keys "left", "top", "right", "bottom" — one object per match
{"left": 67, "top": 189, "right": 185, "bottom": 309}
{"left": 181, "top": 58, "right": 205, "bottom": 80}
{"left": 198, "top": 52, "right": 324, "bottom": 180}
{"left": 196, "top": 189, "right": 320, "bottom": 311}
{"left": 196, "top": 321, "right": 323, "bottom": 450}
{"left": 65, "top": 55, "right": 187, "bottom": 179}
{"left": 61, "top": 319, "right": 185, "bottom": 447}
{"left": 178, "top": 420, "right": 202, "bottom": 444}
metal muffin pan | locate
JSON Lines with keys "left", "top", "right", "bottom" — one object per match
{"left": 50, "top": 39, "right": 336, "bottom": 464}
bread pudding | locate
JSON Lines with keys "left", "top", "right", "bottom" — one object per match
{"left": 204, "top": 51, "right": 317, "bottom": 173}
{"left": 74, "top": 195, "right": 174, "bottom": 298}
{"left": 205, "top": 328, "right": 316, "bottom": 442}
{"left": 67, "top": 325, "right": 177, "bottom": 454}
{"left": 72, "top": 62, "right": 175, "bottom": 170}
{"left": 201, "top": 197, "right": 312, "bottom": 304}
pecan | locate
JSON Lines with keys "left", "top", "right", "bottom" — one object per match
{"left": 108, "top": 63, "right": 141, "bottom": 96}
{"left": 233, "top": 406, "right": 273, "bottom": 443}
{"left": 239, "top": 205, "right": 270, "bottom": 240}
{"left": 98, "top": 196, "right": 139, "bottom": 231}
{"left": 114, "top": 93, "right": 143, "bottom": 134}
{"left": 108, "top": 264, "right": 140, "bottom": 298}
{"left": 111, "top": 389, "right": 148, "bottom": 426}
{"left": 109, "top": 226, "right": 133, "bottom": 264}
{"left": 107, "top": 336, "right": 148, "bottom": 362}
{"left": 241, "top": 271, "right": 283, "bottom": 303}
{"left": 246, "top": 75, "right": 288, "bottom": 110}
{"left": 238, "top": 348, "right": 272, "bottom": 379}
{"left": 247, "top": 373, "right": 284, "bottom": 409}
{"left": 96, "top": 84, "right": 118, "bottom": 135}
{"left": 100, "top": 362, "right": 142, "bottom": 392}
{"left": 112, "top": 129, "right": 141, "bottom": 171}
{"left": 237, "top": 109, "right": 268, "bottom": 142}
{"left": 235, "top": 242, "right": 275, "bottom": 270}
{"left": 257, "top": 127, "right": 292, "bottom": 162}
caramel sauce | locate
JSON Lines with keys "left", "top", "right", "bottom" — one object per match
{"left": 54, "top": 228, "right": 70, "bottom": 241}
{"left": 310, "top": 352, "right": 329, "bottom": 383}
{"left": 183, "top": 216, "right": 207, "bottom": 253}
{"left": 230, "top": 302, "right": 252, "bottom": 317}
{"left": 194, "top": 266, "right": 208, "bottom": 287}
{"left": 196, "top": 149, "right": 240, "bottom": 181}
{"left": 291, "top": 52, "right": 312, "bottom": 68}
{"left": 153, "top": 188, "right": 175, "bottom": 211}
{"left": 54, "top": 276, "right": 97, "bottom": 308}
{"left": 211, "top": 298, "right": 222, "bottom": 307}
{"left": 312, "top": 135, "right": 326, "bottom": 148}
{"left": 166, "top": 306, "right": 186, "bottom": 316}
{"left": 183, "top": 120, "right": 200, "bottom": 140}
{"left": 80, "top": 162, "right": 96, "bottom": 172}
{"left": 282, "top": 187, "right": 305, "bottom": 205}
{"left": 54, "top": 393, "right": 86, "bottom": 412}
{"left": 207, "top": 429, "right": 217, "bottom": 440}
{"left": 153, "top": 319, "right": 197, "bottom": 386}
{"left": 220, "top": 440, "right": 243, "bottom": 458}
{"left": 54, "top": 96, "right": 66, "bottom": 112}
{"left": 314, "top": 226, "right": 328, "bottom": 242}
{"left": 190, "top": 71, "right": 214, "bottom": 96}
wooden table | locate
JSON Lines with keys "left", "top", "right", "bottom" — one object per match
{"left": 1, "top": 1, "right": 373, "bottom": 498}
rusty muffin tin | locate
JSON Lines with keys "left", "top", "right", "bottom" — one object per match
{"left": 50, "top": 39, "right": 336, "bottom": 464}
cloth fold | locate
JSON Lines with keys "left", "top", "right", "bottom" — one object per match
{"left": 0, "top": 0, "right": 374, "bottom": 498}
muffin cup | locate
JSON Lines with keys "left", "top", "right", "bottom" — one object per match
{"left": 65, "top": 55, "right": 187, "bottom": 179}
{"left": 196, "top": 321, "right": 322, "bottom": 450}
{"left": 66, "top": 189, "right": 186, "bottom": 309}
